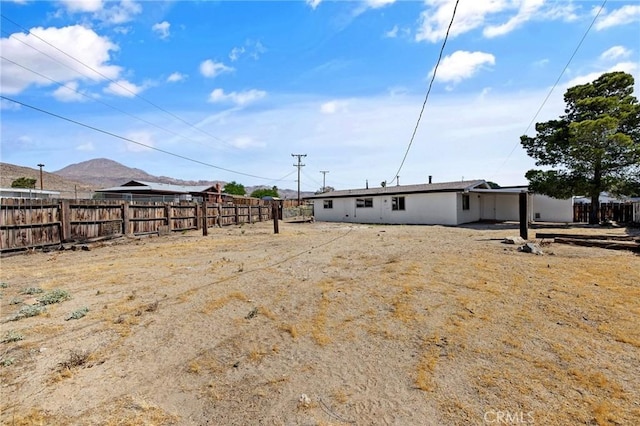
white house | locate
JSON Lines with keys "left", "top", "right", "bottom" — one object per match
{"left": 0, "top": 188, "right": 61, "bottom": 199}
{"left": 304, "top": 180, "right": 573, "bottom": 225}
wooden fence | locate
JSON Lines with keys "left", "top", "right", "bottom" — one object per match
{"left": 573, "top": 202, "right": 635, "bottom": 223}
{"left": 0, "top": 199, "right": 273, "bottom": 253}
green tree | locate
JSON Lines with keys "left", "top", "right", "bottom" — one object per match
{"left": 520, "top": 71, "right": 640, "bottom": 224}
{"left": 250, "top": 186, "right": 280, "bottom": 198}
{"left": 486, "top": 181, "right": 500, "bottom": 189}
{"left": 11, "top": 177, "right": 37, "bottom": 189}
{"left": 222, "top": 181, "right": 246, "bottom": 196}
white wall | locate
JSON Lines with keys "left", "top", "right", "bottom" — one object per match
{"left": 457, "top": 192, "right": 481, "bottom": 224}
{"left": 312, "top": 192, "right": 461, "bottom": 225}
{"left": 530, "top": 194, "right": 573, "bottom": 223}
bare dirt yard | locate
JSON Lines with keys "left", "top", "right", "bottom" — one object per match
{"left": 1, "top": 221, "right": 639, "bottom": 425}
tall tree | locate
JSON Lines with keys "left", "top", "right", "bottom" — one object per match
{"left": 250, "top": 186, "right": 279, "bottom": 199}
{"left": 222, "top": 181, "right": 246, "bottom": 196}
{"left": 11, "top": 177, "right": 37, "bottom": 189}
{"left": 521, "top": 71, "right": 640, "bottom": 224}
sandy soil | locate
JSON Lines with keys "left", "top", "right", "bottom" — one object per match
{"left": 1, "top": 221, "right": 639, "bottom": 425}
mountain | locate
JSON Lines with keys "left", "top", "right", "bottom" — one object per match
{"left": 54, "top": 158, "right": 217, "bottom": 188}
{"left": 3, "top": 158, "right": 313, "bottom": 200}
{"left": 1, "top": 162, "right": 98, "bottom": 198}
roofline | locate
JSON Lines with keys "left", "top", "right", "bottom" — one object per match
{"left": 304, "top": 180, "right": 488, "bottom": 199}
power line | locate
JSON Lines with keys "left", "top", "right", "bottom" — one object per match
{"left": 1, "top": 95, "right": 279, "bottom": 181}
{"left": 0, "top": 55, "right": 226, "bottom": 150}
{"left": 1, "top": 14, "right": 231, "bottom": 147}
{"left": 387, "top": 0, "right": 460, "bottom": 185}
{"left": 490, "top": 0, "right": 608, "bottom": 179}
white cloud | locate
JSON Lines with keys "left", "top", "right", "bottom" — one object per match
{"left": 229, "top": 47, "right": 245, "bottom": 62}
{"left": 320, "top": 100, "right": 349, "bottom": 114}
{"left": 365, "top": 0, "right": 396, "bottom": 9}
{"left": 208, "top": 88, "right": 266, "bottom": 106}
{"left": 483, "top": 0, "right": 544, "bottom": 38}
{"left": 166, "top": 72, "right": 186, "bottom": 83}
{"left": 306, "top": 0, "right": 321, "bottom": 10}
{"left": 565, "top": 62, "right": 639, "bottom": 88}
{"left": 533, "top": 58, "right": 549, "bottom": 68}
{"left": 104, "top": 79, "right": 144, "bottom": 97}
{"left": 416, "top": 0, "right": 507, "bottom": 43}
{"left": 199, "top": 59, "right": 234, "bottom": 78}
{"left": 433, "top": 50, "right": 495, "bottom": 84}
{"left": 125, "top": 131, "right": 154, "bottom": 152}
{"left": 0, "top": 25, "right": 121, "bottom": 95}
{"left": 1, "top": 99, "right": 21, "bottom": 110}
{"left": 384, "top": 25, "right": 399, "bottom": 38}
{"left": 230, "top": 136, "right": 266, "bottom": 149}
{"left": 59, "top": 0, "right": 103, "bottom": 13}
{"left": 52, "top": 81, "right": 87, "bottom": 102}
{"left": 416, "top": 0, "right": 577, "bottom": 42}
{"left": 595, "top": 5, "right": 640, "bottom": 30}
{"left": 599, "top": 46, "right": 632, "bottom": 62}
{"left": 76, "top": 141, "right": 95, "bottom": 151}
{"left": 228, "top": 40, "right": 266, "bottom": 62}
{"left": 152, "top": 21, "right": 170, "bottom": 40}
{"left": 96, "top": 0, "right": 142, "bottom": 25}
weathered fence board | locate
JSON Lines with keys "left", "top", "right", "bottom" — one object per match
{"left": 1, "top": 199, "right": 275, "bottom": 252}
{"left": 573, "top": 202, "right": 634, "bottom": 223}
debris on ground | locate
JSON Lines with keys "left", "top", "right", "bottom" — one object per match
{"left": 518, "top": 242, "right": 544, "bottom": 255}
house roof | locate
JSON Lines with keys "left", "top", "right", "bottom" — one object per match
{"left": 97, "top": 180, "right": 217, "bottom": 194}
{"left": 304, "top": 180, "right": 489, "bottom": 199}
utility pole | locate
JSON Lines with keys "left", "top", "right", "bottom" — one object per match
{"left": 320, "top": 170, "right": 329, "bottom": 192}
{"left": 291, "top": 154, "right": 306, "bottom": 206}
{"left": 37, "top": 163, "right": 45, "bottom": 190}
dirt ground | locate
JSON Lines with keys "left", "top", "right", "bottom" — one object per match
{"left": 1, "top": 221, "right": 639, "bottom": 425}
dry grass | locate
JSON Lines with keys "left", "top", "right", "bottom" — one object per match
{"left": 1, "top": 221, "right": 638, "bottom": 425}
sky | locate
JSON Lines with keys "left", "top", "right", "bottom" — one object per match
{"left": 1, "top": 0, "right": 639, "bottom": 192}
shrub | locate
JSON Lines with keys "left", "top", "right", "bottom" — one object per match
{"left": 10, "top": 305, "right": 45, "bottom": 321}
{"left": 1, "top": 330, "right": 24, "bottom": 343}
{"left": 38, "top": 289, "right": 71, "bottom": 305}
{"left": 21, "top": 287, "right": 44, "bottom": 295}
{"left": 66, "top": 307, "right": 89, "bottom": 321}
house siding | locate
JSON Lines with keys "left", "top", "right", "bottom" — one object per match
{"left": 313, "top": 192, "right": 464, "bottom": 225}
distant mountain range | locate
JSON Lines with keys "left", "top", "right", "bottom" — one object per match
{"left": 1, "top": 158, "right": 312, "bottom": 199}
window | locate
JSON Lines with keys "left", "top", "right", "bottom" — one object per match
{"left": 356, "top": 198, "right": 373, "bottom": 208}
{"left": 323, "top": 200, "right": 333, "bottom": 209}
{"left": 392, "top": 196, "right": 405, "bottom": 211}
{"left": 462, "top": 194, "right": 470, "bottom": 210}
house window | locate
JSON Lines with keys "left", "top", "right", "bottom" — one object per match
{"left": 392, "top": 196, "right": 405, "bottom": 211}
{"left": 323, "top": 200, "right": 333, "bottom": 209}
{"left": 356, "top": 198, "right": 373, "bottom": 208}
{"left": 462, "top": 194, "right": 470, "bottom": 210}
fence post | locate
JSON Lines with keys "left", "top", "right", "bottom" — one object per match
{"left": 258, "top": 205, "right": 263, "bottom": 222}
{"left": 60, "top": 199, "right": 71, "bottom": 242}
{"left": 234, "top": 205, "right": 239, "bottom": 225}
{"left": 202, "top": 202, "right": 208, "bottom": 236}
{"left": 194, "top": 202, "right": 201, "bottom": 230}
{"left": 165, "top": 204, "right": 173, "bottom": 231}
{"left": 122, "top": 201, "right": 131, "bottom": 236}
{"left": 519, "top": 192, "right": 528, "bottom": 240}
{"left": 272, "top": 203, "right": 279, "bottom": 234}
{"left": 248, "top": 206, "right": 253, "bottom": 224}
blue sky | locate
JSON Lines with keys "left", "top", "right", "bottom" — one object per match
{"left": 1, "top": 0, "right": 639, "bottom": 192}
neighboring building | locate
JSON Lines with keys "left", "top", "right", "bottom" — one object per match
{"left": 0, "top": 188, "right": 61, "bottom": 199}
{"left": 573, "top": 192, "right": 640, "bottom": 204}
{"left": 304, "top": 180, "right": 573, "bottom": 225}
{"left": 95, "top": 180, "right": 222, "bottom": 202}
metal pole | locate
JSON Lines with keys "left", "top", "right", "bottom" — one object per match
{"left": 37, "top": 163, "right": 44, "bottom": 190}
{"left": 291, "top": 154, "right": 306, "bottom": 206}
{"left": 320, "top": 170, "right": 329, "bottom": 192}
